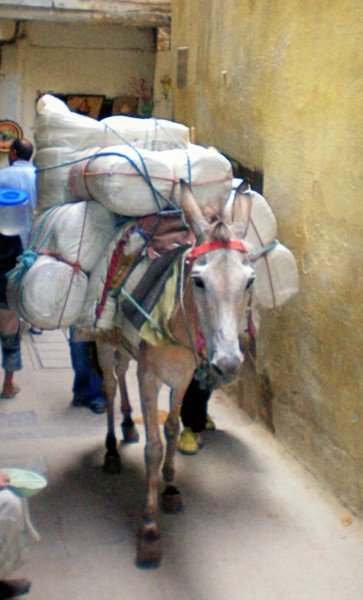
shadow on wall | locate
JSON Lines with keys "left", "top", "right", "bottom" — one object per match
{"left": 222, "top": 153, "right": 264, "bottom": 195}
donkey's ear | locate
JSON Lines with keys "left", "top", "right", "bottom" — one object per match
{"left": 232, "top": 181, "right": 252, "bottom": 239}
{"left": 180, "top": 179, "right": 209, "bottom": 239}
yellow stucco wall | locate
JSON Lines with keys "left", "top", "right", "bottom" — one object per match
{"left": 172, "top": 0, "right": 363, "bottom": 513}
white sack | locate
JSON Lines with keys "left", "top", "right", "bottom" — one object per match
{"left": 253, "top": 243, "right": 299, "bottom": 308}
{"left": 76, "top": 254, "right": 109, "bottom": 331}
{"left": 102, "top": 116, "right": 190, "bottom": 150}
{"left": 68, "top": 144, "right": 233, "bottom": 217}
{"left": 35, "top": 147, "right": 99, "bottom": 208}
{"left": 35, "top": 94, "right": 190, "bottom": 153}
{"left": 34, "top": 94, "right": 106, "bottom": 150}
{"left": 76, "top": 223, "right": 145, "bottom": 332}
{"left": 68, "top": 145, "right": 176, "bottom": 216}
{"left": 226, "top": 182, "right": 277, "bottom": 248}
{"left": 167, "top": 144, "right": 233, "bottom": 210}
{"left": 31, "top": 201, "right": 117, "bottom": 273}
{"left": 12, "top": 255, "right": 88, "bottom": 329}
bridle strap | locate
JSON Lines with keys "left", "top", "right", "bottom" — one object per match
{"left": 189, "top": 240, "right": 248, "bottom": 261}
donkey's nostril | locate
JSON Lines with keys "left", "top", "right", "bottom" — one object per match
{"left": 211, "top": 354, "right": 242, "bottom": 383}
{"left": 211, "top": 364, "right": 224, "bottom": 378}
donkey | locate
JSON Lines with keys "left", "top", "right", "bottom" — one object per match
{"left": 95, "top": 180, "right": 255, "bottom": 566}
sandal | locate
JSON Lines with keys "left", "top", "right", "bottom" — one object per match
{"left": 0, "top": 386, "right": 20, "bottom": 399}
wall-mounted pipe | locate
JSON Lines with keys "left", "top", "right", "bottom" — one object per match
{"left": 0, "top": 21, "right": 26, "bottom": 67}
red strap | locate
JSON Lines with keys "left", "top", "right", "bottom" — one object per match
{"left": 189, "top": 240, "right": 248, "bottom": 261}
{"left": 40, "top": 250, "right": 81, "bottom": 271}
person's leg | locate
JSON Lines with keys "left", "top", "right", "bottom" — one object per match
{"left": 178, "top": 375, "right": 212, "bottom": 455}
{"left": 1, "top": 331, "right": 22, "bottom": 399}
{"left": 69, "top": 336, "right": 106, "bottom": 414}
{"left": 181, "top": 377, "right": 211, "bottom": 433}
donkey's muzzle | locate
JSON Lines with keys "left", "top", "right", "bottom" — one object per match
{"left": 211, "top": 351, "right": 244, "bottom": 384}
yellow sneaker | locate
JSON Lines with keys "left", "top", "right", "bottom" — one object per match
{"left": 205, "top": 414, "right": 216, "bottom": 430}
{"left": 177, "top": 428, "right": 202, "bottom": 455}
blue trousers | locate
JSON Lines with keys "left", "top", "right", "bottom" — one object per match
{"left": 69, "top": 334, "right": 104, "bottom": 402}
{"left": 1, "top": 331, "right": 22, "bottom": 372}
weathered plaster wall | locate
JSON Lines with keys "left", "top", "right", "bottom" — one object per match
{"left": 172, "top": 0, "right": 363, "bottom": 513}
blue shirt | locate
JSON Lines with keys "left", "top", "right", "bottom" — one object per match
{"left": 0, "top": 160, "right": 37, "bottom": 247}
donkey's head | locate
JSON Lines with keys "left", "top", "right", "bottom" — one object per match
{"left": 180, "top": 180, "right": 255, "bottom": 384}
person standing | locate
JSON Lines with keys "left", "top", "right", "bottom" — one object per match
{"left": 0, "top": 138, "right": 37, "bottom": 249}
{"left": 0, "top": 234, "right": 23, "bottom": 399}
{"left": 0, "top": 470, "right": 42, "bottom": 598}
{"left": 69, "top": 327, "right": 106, "bottom": 414}
{"left": 0, "top": 138, "right": 37, "bottom": 398}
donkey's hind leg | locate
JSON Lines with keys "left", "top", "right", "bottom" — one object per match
{"left": 136, "top": 347, "right": 164, "bottom": 567}
{"left": 96, "top": 340, "right": 121, "bottom": 473}
{"left": 115, "top": 349, "right": 139, "bottom": 443}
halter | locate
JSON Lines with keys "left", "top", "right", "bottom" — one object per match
{"left": 179, "top": 238, "right": 250, "bottom": 388}
{"left": 188, "top": 239, "right": 248, "bottom": 261}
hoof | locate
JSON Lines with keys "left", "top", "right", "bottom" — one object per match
{"left": 103, "top": 453, "right": 121, "bottom": 474}
{"left": 121, "top": 423, "right": 140, "bottom": 444}
{"left": 136, "top": 527, "right": 162, "bottom": 568}
{"left": 161, "top": 485, "right": 183, "bottom": 513}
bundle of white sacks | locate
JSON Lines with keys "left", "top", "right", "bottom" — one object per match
{"left": 8, "top": 95, "right": 299, "bottom": 330}
{"left": 34, "top": 94, "right": 232, "bottom": 210}
{"left": 226, "top": 182, "right": 299, "bottom": 309}
{"left": 7, "top": 201, "right": 118, "bottom": 329}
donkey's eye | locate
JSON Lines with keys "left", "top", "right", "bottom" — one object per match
{"left": 193, "top": 277, "right": 205, "bottom": 289}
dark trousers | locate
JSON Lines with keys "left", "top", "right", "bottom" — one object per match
{"left": 69, "top": 334, "right": 104, "bottom": 402}
{"left": 180, "top": 376, "right": 212, "bottom": 433}
{"left": 1, "top": 331, "right": 22, "bottom": 372}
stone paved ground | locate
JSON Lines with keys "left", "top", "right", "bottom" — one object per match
{"left": 0, "top": 328, "right": 362, "bottom": 600}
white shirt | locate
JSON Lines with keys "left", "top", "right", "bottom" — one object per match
{"left": 0, "top": 160, "right": 37, "bottom": 247}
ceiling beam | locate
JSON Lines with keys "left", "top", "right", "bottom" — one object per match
{"left": 0, "top": 1, "right": 171, "bottom": 27}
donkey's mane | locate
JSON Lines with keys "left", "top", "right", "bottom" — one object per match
{"left": 209, "top": 219, "right": 232, "bottom": 243}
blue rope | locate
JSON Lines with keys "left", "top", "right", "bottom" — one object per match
{"left": 28, "top": 203, "right": 65, "bottom": 250}
{"left": 36, "top": 147, "right": 181, "bottom": 213}
{"left": 249, "top": 239, "right": 279, "bottom": 261}
{"left": 6, "top": 249, "right": 39, "bottom": 283}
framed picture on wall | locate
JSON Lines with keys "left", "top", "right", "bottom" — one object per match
{"left": 0, "top": 120, "right": 23, "bottom": 152}
{"left": 112, "top": 95, "right": 139, "bottom": 116}
{"left": 66, "top": 95, "right": 105, "bottom": 119}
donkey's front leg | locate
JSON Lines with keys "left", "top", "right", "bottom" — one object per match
{"left": 136, "top": 348, "right": 163, "bottom": 567}
{"left": 161, "top": 389, "right": 184, "bottom": 514}
{"left": 161, "top": 361, "right": 195, "bottom": 513}
{"left": 96, "top": 340, "right": 121, "bottom": 473}
{"left": 114, "top": 349, "right": 139, "bottom": 443}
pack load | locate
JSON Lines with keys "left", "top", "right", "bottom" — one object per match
{"left": 34, "top": 95, "right": 233, "bottom": 213}
{"left": 252, "top": 241, "right": 300, "bottom": 309}
{"left": 9, "top": 94, "right": 299, "bottom": 335}
{"left": 101, "top": 115, "right": 191, "bottom": 151}
{"left": 7, "top": 254, "right": 88, "bottom": 330}
{"left": 228, "top": 180, "right": 299, "bottom": 309}
{"left": 68, "top": 144, "right": 232, "bottom": 216}
{"left": 7, "top": 201, "right": 117, "bottom": 329}
{"left": 34, "top": 94, "right": 190, "bottom": 151}
{"left": 77, "top": 221, "right": 146, "bottom": 334}
{"left": 35, "top": 146, "right": 95, "bottom": 207}
{"left": 31, "top": 200, "right": 117, "bottom": 273}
